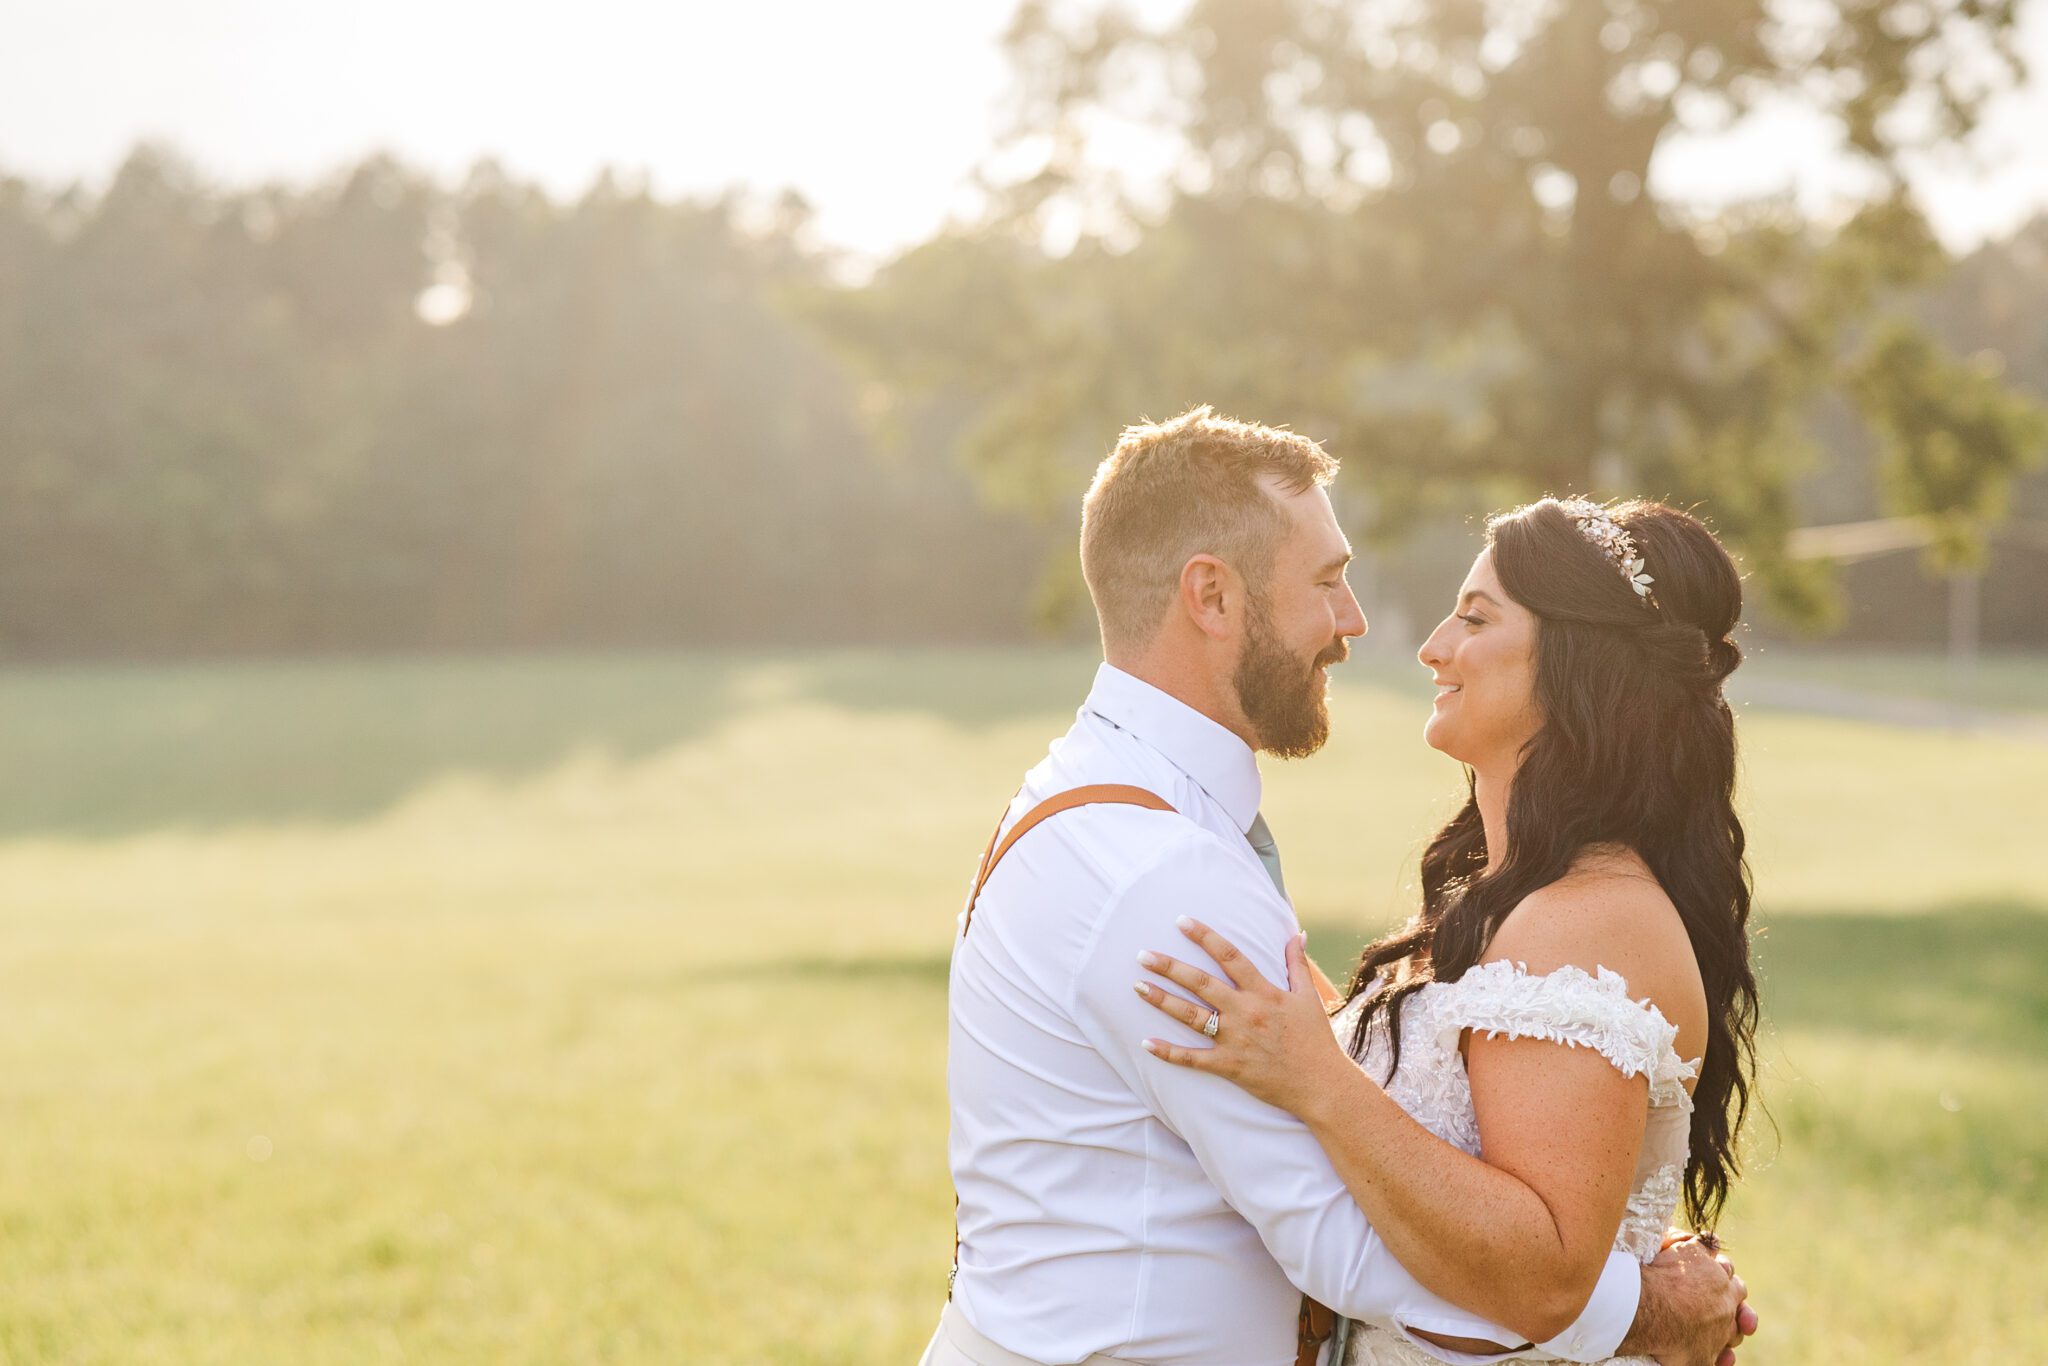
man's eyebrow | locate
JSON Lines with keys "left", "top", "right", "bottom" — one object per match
{"left": 1317, "top": 552, "right": 1354, "bottom": 576}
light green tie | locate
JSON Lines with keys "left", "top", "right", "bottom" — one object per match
{"left": 1246, "top": 811, "right": 1286, "bottom": 899}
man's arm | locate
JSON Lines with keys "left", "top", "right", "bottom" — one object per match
{"left": 1069, "top": 839, "right": 1641, "bottom": 1361}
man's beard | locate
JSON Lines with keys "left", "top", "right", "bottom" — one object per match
{"left": 1235, "top": 592, "right": 1346, "bottom": 759}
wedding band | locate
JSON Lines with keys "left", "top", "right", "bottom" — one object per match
{"left": 1202, "top": 1011, "right": 1220, "bottom": 1039}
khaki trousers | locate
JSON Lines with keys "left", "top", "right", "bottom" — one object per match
{"left": 916, "top": 1302, "right": 1145, "bottom": 1366}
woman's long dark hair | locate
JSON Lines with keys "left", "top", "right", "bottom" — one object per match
{"left": 1344, "top": 498, "right": 1760, "bottom": 1227}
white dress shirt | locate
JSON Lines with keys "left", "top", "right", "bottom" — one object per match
{"left": 946, "top": 664, "right": 1641, "bottom": 1366}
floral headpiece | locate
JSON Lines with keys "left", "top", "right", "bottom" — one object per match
{"left": 1557, "top": 498, "right": 1657, "bottom": 607}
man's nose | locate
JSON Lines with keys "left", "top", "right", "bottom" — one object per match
{"left": 1338, "top": 583, "right": 1368, "bottom": 639}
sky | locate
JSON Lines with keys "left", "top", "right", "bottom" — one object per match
{"left": 5, "top": 0, "right": 2048, "bottom": 262}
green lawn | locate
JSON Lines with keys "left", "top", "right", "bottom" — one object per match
{"left": 0, "top": 648, "right": 2041, "bottom": 1363}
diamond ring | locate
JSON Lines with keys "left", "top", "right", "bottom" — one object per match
{"left": 1202, "top": 1011, "right": 1220, "bottom": 1039}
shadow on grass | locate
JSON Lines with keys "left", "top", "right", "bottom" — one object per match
{"left": 1751, "top": 898, "right": 2048, "bottom": 1056}
{"left": 708, "top": 898, "right": 2048, "bottom": 1056}
{"left": 1309, "top": 898, "right": 2048, "bottom": 1057}
{"left": 0, "top": 648, "right": 1115, "bottom": 838}
{"left": 0, "top": 648, "right": 1447, "bottom": 839}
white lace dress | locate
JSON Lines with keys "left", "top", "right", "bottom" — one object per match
{"left": 1328, "top": 961, "right": 1700, "bottom": 1366}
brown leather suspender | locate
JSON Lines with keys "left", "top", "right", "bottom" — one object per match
{"left": 950, "top": 784, "right": 1338, "bottom": 1366}
{"left": 1297, "top": 1297, "right": 1338, "bottom": 1366}
{"left": 960, "top": 783, "right": 1176, "bottom": 937}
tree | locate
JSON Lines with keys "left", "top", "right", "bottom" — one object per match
{"left": 825, "top": 0, "right": 2048, "bottom": 623}
{"left": 0, "top": 149, "right": 1044, "bottom": 658}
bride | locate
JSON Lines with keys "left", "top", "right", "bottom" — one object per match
{"left": 1134, "top": 497, "right": 1761, "bottom": 1364}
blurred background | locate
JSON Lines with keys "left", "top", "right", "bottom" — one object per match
{"left": 1, "top": 1, "right": 2043, "bottom": 1362}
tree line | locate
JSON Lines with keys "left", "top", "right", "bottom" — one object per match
{"left": 0, "top": 148, "right": 1044, "bottom": 659}
{"left": 5, "top": 0, "right": 2048, "bottom": 658}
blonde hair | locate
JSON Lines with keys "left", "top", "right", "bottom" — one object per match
{"left": 1080, "top": 406, "right": 1339, "bottom": 655}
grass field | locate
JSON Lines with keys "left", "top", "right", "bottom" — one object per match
{"left": 0, "top": 648, "right": 2042, "bottom": 1364}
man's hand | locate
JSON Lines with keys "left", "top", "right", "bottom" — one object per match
{"left": 1617, "top": 1234, "right": 1758, "bottom": 1366}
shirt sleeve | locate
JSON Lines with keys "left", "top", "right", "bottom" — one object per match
{"left": 1067, "top": 835, "right": 1640, "bottom": 1363}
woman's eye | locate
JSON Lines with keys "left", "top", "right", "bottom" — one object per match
{"left": 1456, "top": 613, "right": 1484, "bottom": 627}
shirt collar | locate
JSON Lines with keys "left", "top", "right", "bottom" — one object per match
{"left": 1082, "top": 663, "right": 1263, "bottom": 834}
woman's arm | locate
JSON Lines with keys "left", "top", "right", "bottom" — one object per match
{"left": 1137, "top": 883, "right": 1701, "bottom": 1343}
{"left": 1291, "top": 1019, "right": 1647, "bottom": 1341}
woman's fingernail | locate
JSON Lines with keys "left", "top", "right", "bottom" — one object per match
{"left": 1141, "top": 1039, "right": 1162, "bottom": 1055}
{"left": 1133, "top": 982, "right": 1150, "bottom": 998}
{"left": 1175, "top": 916, "right": 1195, "bottom": 932}
{"left": 1137, "top": 950, "right": 1163, "bottom": 969}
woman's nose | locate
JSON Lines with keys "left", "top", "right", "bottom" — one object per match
{"left": 1417, "top": 622, "right": 1449, "bottom": 670}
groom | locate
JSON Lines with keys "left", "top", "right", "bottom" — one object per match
{"left": 923, "top": 408, "right": 1755, "bottom": 1366}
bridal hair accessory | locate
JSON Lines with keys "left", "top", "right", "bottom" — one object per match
{"left": 1202, "top": 1010, "right": 1221, "bottom": 1039}
{"left": 1558, "top": 498, "right": 1658, "bottom": 607}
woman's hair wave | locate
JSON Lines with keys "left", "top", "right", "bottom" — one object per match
{"left": 1344, "top": 497, "right": 1761, "bottom": 1227}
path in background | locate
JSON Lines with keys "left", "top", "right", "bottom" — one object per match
{"left": 1366, "top": 641, "right": 2048, "bottom": 738}
{"left": 1731, "top": 676, "right": 2048, "bottom": 742}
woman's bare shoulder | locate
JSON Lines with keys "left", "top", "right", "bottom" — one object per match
{"left": 1483, "top": 856, "right": 1708, "bottom": 1055}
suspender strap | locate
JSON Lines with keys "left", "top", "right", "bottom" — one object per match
{"left": 1297, "top": 1295, "right": 1337, "bottom": 1366}
{"left": 959, "top": 784, "right": 1176, "bottom": 936}
{"left": 950, "top": 783, "right": 1336, "bottom": 1365}
{"left": 952, "top": 783, "right": 1178, "bottom": 1303}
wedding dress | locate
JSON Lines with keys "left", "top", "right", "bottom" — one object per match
{"left": 1328, "top": 961, "right": 1699, "bottom": 1366}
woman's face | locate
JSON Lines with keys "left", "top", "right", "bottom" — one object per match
{"left": 1416, "top": 548, "right": 1542, "bottom": 770}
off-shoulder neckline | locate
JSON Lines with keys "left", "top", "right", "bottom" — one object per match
{"left": 1442, "top": 959, "right": 1704, "bottom": 1094}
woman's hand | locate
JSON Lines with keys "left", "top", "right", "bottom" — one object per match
{"left": 1134, "top": 918, "right": 1351, "bottom": 1117}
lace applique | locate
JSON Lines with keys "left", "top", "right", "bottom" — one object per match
{"left": 1433, "top": 960, "right": 1701, "bottom": 1108}
{"left": 1619, "top": 1161, "right": 1687, "bottom": 1262}
{"left": 1332, "top": 990, "right": 1483, "bottom": 1154}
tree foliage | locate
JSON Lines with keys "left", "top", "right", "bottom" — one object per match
{"left": 825, "top": 0, "right": 2048, "bottom": 622}
{"left": 0, "top": 147, "right": 1040, "bottom": 658}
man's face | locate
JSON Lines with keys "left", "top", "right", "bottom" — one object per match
{"left": 1234, "top": 482, "right": 1367, "bottom": 758}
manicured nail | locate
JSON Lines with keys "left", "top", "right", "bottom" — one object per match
{"left": 1138, "top": 950, "right": 1164, "bottom": 969}
{"left": 1133, "top": 982, "right": 1150, "bottom": 999}
{"left": 1175, "top": 916, "right": 1195, "bottom": 932}
{"left": 1141, "top": 1039, "right": 1162, "bottom": 1055}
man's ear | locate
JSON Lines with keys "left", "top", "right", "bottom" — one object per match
{"left": 1177, "top": 554, "right": 1238, "bottom": 642}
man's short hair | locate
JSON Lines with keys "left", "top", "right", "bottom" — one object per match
{"left": 1080, "top": 406, "right": 1340, "bottom": 655}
